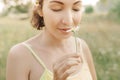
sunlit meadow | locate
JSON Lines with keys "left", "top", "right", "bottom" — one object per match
{"left": 0, "top": 14, "right": 120, "bottom": 80}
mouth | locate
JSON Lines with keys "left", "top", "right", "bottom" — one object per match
{"left": 58, "top": 26, "right": 79, "bottom": 33}
{"left": 58, "top": 28, "right": 72, "bottom": 33}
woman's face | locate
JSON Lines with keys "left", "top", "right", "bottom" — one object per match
{"left": 40, "top": 0, "right": 82, "bottom": 39}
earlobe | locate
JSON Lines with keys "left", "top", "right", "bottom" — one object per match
{"left": 37, "top": 10, "right": 43, "bottom": 17}
{"left": 37, "top": 9, "right": 43, "bottom": 17}
{"left": 36, "top": 4, "right": 43, "bottom": 17}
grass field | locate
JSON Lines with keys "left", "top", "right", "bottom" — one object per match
{"left": 0, "top": 14, "right": 120, "bottom": 80}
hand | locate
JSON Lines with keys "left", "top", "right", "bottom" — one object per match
{"left": 53, "top": 54, "right": 83, "bottom": 80}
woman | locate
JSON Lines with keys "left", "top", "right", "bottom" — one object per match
{"left": 6, "top": 0, "right": 97, "bottom": 80}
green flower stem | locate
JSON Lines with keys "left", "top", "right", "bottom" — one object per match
{"left": 72, "top": 31, "right": 78, "bottom": 53}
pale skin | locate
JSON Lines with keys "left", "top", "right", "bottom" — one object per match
{"left": 6, "top": 0, "right": 97, "bottom": 80}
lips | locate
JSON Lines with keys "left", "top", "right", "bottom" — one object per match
{"left": 58, "top": 28, "right": 72, "bottom": 32}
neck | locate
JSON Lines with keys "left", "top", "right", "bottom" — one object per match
{"left": 39, "top": 30, "right": 73, "bottom": 47}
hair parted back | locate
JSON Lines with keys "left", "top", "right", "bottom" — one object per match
{"left": 31, "top": 0, "right": 44, "bottom": 30}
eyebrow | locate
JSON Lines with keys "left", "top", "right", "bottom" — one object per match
{"left": 50, "top": 1, "right": 64, "bottom": 5}
{"left": 50, "top": 0, "right": 82, "bottom": 5}
{"left": 74, "top": 1, "right": 82, "bottom": 5}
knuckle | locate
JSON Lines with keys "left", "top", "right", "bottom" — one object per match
{"left": 52, "top": 63, "right": 56, "bottom": 70}
{"left": 65, "top": 62, "right": 71, "bottom": 67}
{"left": 53, "top": 64, "right": 57, "bottom": 72}
{"left": 65, "top": 70, "right": 70, "bottom": 77}
{"left": 67, "top": 61, "right": 71, "bottom": 66}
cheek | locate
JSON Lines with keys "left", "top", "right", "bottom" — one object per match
{"left": 43, "top": 9, "right": 60, "bottom": 26}
{"left": 74, "top": 12, "right": 82, "bottom": 25}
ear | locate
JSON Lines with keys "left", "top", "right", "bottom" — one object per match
{"left": 36, "top": 4, "right": 43, "bottom": 17}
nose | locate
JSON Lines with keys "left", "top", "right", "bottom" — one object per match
{"left": 62, "top": 11, "right": 73, "bottom": 27}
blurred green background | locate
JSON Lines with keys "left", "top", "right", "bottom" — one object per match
{"left": 0, "top": 0, "right": 120, "bottom": 80}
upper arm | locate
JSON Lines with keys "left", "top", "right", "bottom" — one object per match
{"left": 6, "top": 44, "right": 30, "bottom": 80}
{"left": 80, "top": 39, "right": 97, "bottom": 80}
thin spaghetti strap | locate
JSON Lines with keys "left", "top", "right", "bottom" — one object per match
{"left": 22, "top": 42, "right": 47, "bottom": 69}
{"left": 79, "top": 39, "right": 83, "bottom": 54}
{"left": 79, "top": 39, "right": 88, "bottom": 63}
{"left": 77, "top": 39, "right": 86, "bottom": 63}
{"left": 76, "top": 38, "right": 82, "bottom": 54}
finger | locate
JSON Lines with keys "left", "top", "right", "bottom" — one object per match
{"left": 53, "top": 56, "right": 81, "bottom": 74}
{"left": 60, "top": 67, "right": 78, "bottom": 80}
{"left": 53, "top": 55, "right": 83, "bottom": 80}
{"left": 53, "top": 55, "right": 82, "bottom": 69}
{"left": 61, "top": 64, "right": 83, "bottom": 80}
{"left": 53, "top": 53, "right": 82, "bottom": 69}
{"left": 53, "top": 53, "right": 81, "bottom": 67}
{"left": 57, "top": 59, "right": 81, "bottom": 74}
{"left": 68, "top": 63, "right": 83, "bottom": 77}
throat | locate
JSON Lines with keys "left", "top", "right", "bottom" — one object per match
{"left": 37, "top": 30, "right": 76, "bottom": 54}
{"left": 40, "top": 30, "right": 73, "bottom": 47}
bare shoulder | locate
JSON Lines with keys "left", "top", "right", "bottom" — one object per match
{"left": 7, "top": 42, "right": 32, "bottom": 68}
{"left": 8, "top": 43, "right": 30, "bottom": 60}
{"left": 6, "top": 43, "right": 31, "bottom": 80}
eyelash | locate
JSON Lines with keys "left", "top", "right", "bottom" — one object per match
{"left": 73, "top": 9, "right": 80, "bottom": 12}
{"left": 51, "top": 9, "right": 62, "bottom": 12}
{"left": 51, "top": 9, "right": 80, "bottom": 12}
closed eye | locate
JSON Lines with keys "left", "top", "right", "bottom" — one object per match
{"left": 51, "top": 9, "right": 62, "bottom": 12}
{"left": 73, "top": 9, "right": 81, "bottom": 11}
